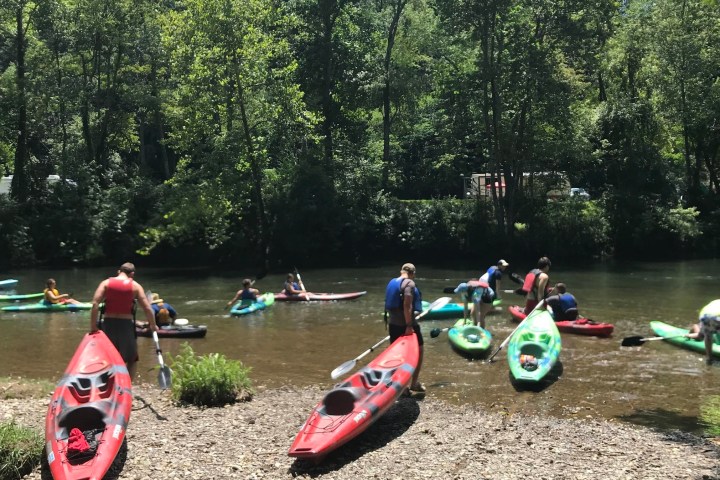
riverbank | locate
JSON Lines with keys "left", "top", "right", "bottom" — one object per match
{"left": 1, "top": 383, "right": 718, "bottom": 479}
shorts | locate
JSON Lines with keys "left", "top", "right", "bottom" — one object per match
{"left": 388, "top": 323, "right": 424, "bottom": 346}
{"left": 100, "top": 318, "right": 138, "bottom": 363}
{"left": 700, "top": 314, "right": 720, "bottom": 336}
{"left": 471, "top": 287, "right": 495, "bottom": 305}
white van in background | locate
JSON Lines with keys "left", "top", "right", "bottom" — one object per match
{"left": 0, "top": 175, "right": 76, "bottom": 195}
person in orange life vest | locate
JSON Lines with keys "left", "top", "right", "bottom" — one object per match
{"left": 43, "top": 278, "right": 81, "bottom": 305}
{"left": 90, "top": 262, "right": 156, "bottom": 380}
{"left": 384, "top": 263, "right": 425, "bottom": 393}
{"left": 284, "top": 273, "right": 306, "bottom": 296}
{"left": 150, "top": 293, "right": 177, "bottom": 326}
{"left": 226, "top": 279, "right": 261, "bottom": 309}
{"left": 521, "top": 256, "right": 551, "bottom": 314}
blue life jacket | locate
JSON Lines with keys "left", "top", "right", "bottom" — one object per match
{"left": 484, "top": 266, "right": 502, "bottom": 291}
{"left": 284, "top": 281, "right": 300, "bottom": 295}
{"left": 385, "top": 277, "right": 422, "bottom": 312}
{"left": 559, "top": 293, "right": 577, "bottom": 312}
{"left": 241, "top": 289, "right": 257, "bottom": 301}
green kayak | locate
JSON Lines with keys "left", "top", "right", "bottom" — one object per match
{"left": 1, "top": 301, "right": 92, "bottom": 312}
{"left": 0, "top": 292, "right": 44, "bottom": 302}
{"left": 507, "top": 309, "right": 562, "bottom": 383}
{"left": 447, "top": 318, "right": 492, "bottom": 357}
{"left": 649, "top": 321, "right": 720, "bottom": 358}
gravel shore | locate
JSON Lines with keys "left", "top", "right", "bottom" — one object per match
{"left": 2, "top": 384, "right": 718, "bottom": 480}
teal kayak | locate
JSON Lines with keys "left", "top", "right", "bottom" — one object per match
{"left": 230, "top": 293, "right": 275, "bottom": 316}
{"left": 507, "top": 309, "right": 561, "bottom": 383}
{"left": 0, "top": 279, "right": 18, "bottom": 290}
{"left": 448, "top": 318, "right": 492, "bottom": 357}
{"left": 0, "top": 292, "right": 44, "bottom": 302}
{"left": 649, "top": 321, "right": 720, "bottom": 358}
{"left": 1, "top": 301, "right": 92, "bottom": 312}
{"left": 421, "top": 299, "right": 501, "bottom": 320}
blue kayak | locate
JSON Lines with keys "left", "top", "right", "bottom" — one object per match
{"left": 0, "top": 279, "right": 19, "bottom": 290}
{"left": 230, "top": 293, "right": 275, "bottom": 316}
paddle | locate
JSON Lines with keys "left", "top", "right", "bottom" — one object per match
{"left": 294, "top": 267, "right": 310, "bottom": 301}
{"left": 621, "top": 333, "right": 695, "bottom": 347}
{"left": 152, "top": 331, "right": 172, "bottom": 389}
{"left": 330, "top": 296, "right": 451, "bottom": 380}
{"left": 486, "top": 300, "right": 546, "bottom": 363}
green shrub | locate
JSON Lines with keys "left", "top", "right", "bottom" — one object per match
{"left": 0, "top": 422, "right": 43, "bottom": 480}
{"left": 169, "top": 343, "right": 253, "bottom": 407}
{"left": 700, "top": 395, "right": 720, "bottom": 437}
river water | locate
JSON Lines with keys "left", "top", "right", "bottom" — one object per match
{"left": 1, "top": 260, "right": 719, "bottom": 433}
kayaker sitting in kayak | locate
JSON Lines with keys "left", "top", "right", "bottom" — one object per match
{"left": 284, "top": 273, "right": 306, "bottom": 296}
{"left": 454, "top": 280, "right": 494, "bottom": 329}
{"left": 150, "top": 293, "right": 177, "bottom": 326}
{"left": 544, "top": 283, "right": 579, "bottom": 321}
{"left": 226, "top": 279, "right": 260, "bottom": 309}
{"left": 43, "top": 278, "right": 82, "bottom": 305}
{"left": 687, "top": 299, "right": 720, "bottom": 365}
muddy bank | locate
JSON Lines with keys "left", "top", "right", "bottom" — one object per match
{"left": 1, "top": 384, "right": 718, "bottom": 480}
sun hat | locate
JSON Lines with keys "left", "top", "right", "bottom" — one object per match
{"left": 151, "top": 293, "right": 164, "bottom": 304}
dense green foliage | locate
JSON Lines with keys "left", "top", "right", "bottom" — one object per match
{"left": 0, "top": 422, "right": 42, "bottom": 480}
{"left": 700, "top": 395, "right": 720, "bottom": 437}
{"left": 0, "top": 0, "right": 718, "bottom": 268}
{"left": 169, "top": 343, "right": 253, "bottom": 407}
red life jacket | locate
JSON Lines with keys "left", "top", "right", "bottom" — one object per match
{"left": 519, "top": 269, "right": 542, "bottom": 296}
{"left": 104, "top": 277, "right": 134, "bottom": 316}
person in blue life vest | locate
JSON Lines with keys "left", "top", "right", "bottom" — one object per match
{"left": 283, "top": 273, "right": 306, "bottom": 296}
{"left": 384, "top": 263, "right": 425, "bottom": 393}
{"left": 517, "top": 256, "right": 551, "bottom": 314}
{"left": 226, "top": 279, "right": 260, "bottom": 309}
{"left": 455, "top": 280, "right": 494, "bottom": 329}
{"left": 687, "top": 299, "right": 720, "bottom": 365}
{"left": 479, "top": 259, "right": 510, "bottom": 301}
{"left": 150, "top": 293, "right": 178, "bottom": 326}
{"left": 544, "top": 283, "right": 579, "bottom": 321}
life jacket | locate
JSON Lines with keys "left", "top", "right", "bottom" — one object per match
{"left": 104, "top": 277, "right": 134, "bottom": 316}
{"left": 465, "top": 280, "right": 490, "bottom": 302}
{"left": 157, "top": 308, "right": 171, "bottom": 325}
{"left": 558, "top": 293, "right": 577, "bottom": 312}
{"left": 284, "top": 282, "right": 300, "bottom": 295}
{"left": 384, "top": 277, "right": 422, "bottom": 313}
{"left": 241, "top": 289, "right": 257, "bottom": 301}
{"left": 481, "top": 266, "right": 500, "bottom": 291}
{"left": 518, "top": 269, "right": 542, "bottom": 297}
{"left": 44, "top": 288, "right": 60, "bottom": 304}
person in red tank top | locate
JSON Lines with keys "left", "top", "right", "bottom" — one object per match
{"left": 90, "top": 262, "right": 156, "bottom": 379}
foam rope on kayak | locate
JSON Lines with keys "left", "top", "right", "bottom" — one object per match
{"left": 330, "top": 296, "right": 451, "bottom": 380}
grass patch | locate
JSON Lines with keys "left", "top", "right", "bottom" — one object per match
{"left": 700, "top": 395, "right": 720, "bottom": 437}
{"left": 0, "top": 377, "right": 54, "bottom": 400}
{"left": 0, "top": 422, "right": 43, "bottom": 480}
{"left": 169, "top": 343, "right": 253, "bottom": 407}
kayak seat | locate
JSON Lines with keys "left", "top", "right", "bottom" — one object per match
{"left": 57, "top": 402, "right": 109, "bottom": 435}
{"left": 517, "top": 341, "right": 546, "bottom": 359}
{"left": 322, "top": 387, "right": 363, "bottom": 415}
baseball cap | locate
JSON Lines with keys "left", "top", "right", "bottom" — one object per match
{"left": 498, "top": 259, "right": 509, "bottom": 267}
{"left": 401, "top": 263, "right": 416, "bottom": 273}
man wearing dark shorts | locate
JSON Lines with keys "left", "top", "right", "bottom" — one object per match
{"left": 385, "top": 263, "right": 425, "bottom": 393}
{"left": 90, "top": 262, "right": 156, "bottom": 380}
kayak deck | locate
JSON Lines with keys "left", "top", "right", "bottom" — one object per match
{"left": 507, "top": 309, "right": 561, "bottom": 383}
{"left": 448, "top": 318, "right": 492, "bottom": 357}
{"left": 649, "top": 321, "right": 720, "bottom": 358}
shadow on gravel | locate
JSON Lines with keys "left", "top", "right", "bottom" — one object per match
{"left": 39, "top": 437, "right": 128, "bottom": 480}
{"left": 509, "top": 360, "right": 564, "bottom": 392}
{"left": 134, "top": 394, "right": 169, "bottom": 421}
{"left": 288, "top": 397, "right": 421, "bottom": 476}
{"left": 616, "top": 408, "right": 706, "bottom": 438}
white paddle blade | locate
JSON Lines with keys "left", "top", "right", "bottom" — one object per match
{"left": 331, "top": 360, "right": 356, "bottom": 380}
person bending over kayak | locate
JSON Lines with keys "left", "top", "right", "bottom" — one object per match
{"left": 384, "top": 263, "right": 425, "bottom": 393}
{"left": 517, "top": 256, "right": 551, "bottom": 314}
{"left": 284, "top": 273, "right": 306, "bottom": 296}
{"left": 688, "top": 299, "right": 720, "bottom": 365}
{"left": 150, "top": 293, "right": 178, "bottom": 326}
{"left": 454, "top": 280, "right": 494, "bottom": 329}
{"left": 544, "top": 283, "right": 579, "bottom": 321}
{"left": 44, "top": 278, "right": 82, "bottom": 305}
{"left": 226, "top": 279, "right": 261, "bottom": 309}
{"left": 90, "top": 262, "right": 156, "bottom": 380}
{"left": 479, "top": 259, "right": 510, "bottom": 301}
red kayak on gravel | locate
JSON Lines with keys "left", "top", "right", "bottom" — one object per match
{"left": 274, "top": 291, "right": 367, "bottom": 302}
{"left": 45, "top": 331, "right": 132, "bottom": 480}
{"left": 508, "top": 305, "right": 614, "bottom": 337}
{"left": 288, "top": 333, "right": 419, "bottom": 462}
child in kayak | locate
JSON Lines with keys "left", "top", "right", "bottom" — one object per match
{"left": 43, "top": 278, "right": 82, "bottom": 305}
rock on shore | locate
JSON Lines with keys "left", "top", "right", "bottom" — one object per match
{"left": 1, "top": 384, "right": 718, "bottom": 479}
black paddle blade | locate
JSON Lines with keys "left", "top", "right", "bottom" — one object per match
{"left": 430, "top": 328, "right": 441, "bottom": 338}
{"left": 442, "top": 287, "right": 456, "bottom": 294}
{"left": 621, "top": 336, "right": 646, "bottom": 347}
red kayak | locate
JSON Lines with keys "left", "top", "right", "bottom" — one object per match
{"left": 274, "top": 291, "right": 367, "bottom": 302}
{"left": 288, "top": 333, "right": 419, "bottom": 461}
{"left": 45, "top": 331, "right": 132, "bottom": 480}
{"left": 508, "top": 305, "right": 614, "bottom": 337}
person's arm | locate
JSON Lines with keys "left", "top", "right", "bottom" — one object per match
{"left": 403, "top": 289, "right": 414, "bottom": 334}
{"left": 45, "top": 290, "right": 67, "bottom": 302}
{"left": 167, "top": 304, "right": 178, "bottom": 319}
{"left": 226, "top": 290, "right": 242, "bottom": 309}
{"left": 135, "top": 284, "right": 157, "bottom": 331}
{"left": 90, "top": 281, "right": 107, "bottom": 332}
{"left": 537, "top": 274, "right": 549, "bottom": 299}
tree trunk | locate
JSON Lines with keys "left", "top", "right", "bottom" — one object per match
{"left": 11, "top": 4, "right": 29, "bottom": 202}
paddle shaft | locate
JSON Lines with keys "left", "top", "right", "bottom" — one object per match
{"left": 152, "top": 331, "right": 171, "bottom": 388}
{"left": 487, "top": 300, "right": 545, "bottom": 362}
{"left": 294, "top": 268, "right": 310, "bottom": 301}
